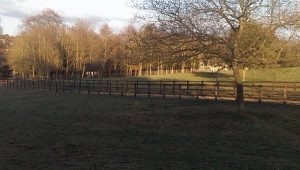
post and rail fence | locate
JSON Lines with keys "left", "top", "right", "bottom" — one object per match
{"left": 0, "top": 77, "right": 299, "bottom": 104}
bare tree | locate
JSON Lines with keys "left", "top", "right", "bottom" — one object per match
{"left": 133, "top": 0, "right": 300, "bottom": 114}
{"left": 9, "top": 9, "right": 63, "bottom": 77}
{"left": 68, "top": 20, "right": 98, "bottom": 78}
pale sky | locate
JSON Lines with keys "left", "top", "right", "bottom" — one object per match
{"left": 0, "top": 0, "right": 137, "bottom": 35}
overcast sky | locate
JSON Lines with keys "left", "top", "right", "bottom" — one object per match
{"left": 0, "top": 0, "right": 137, "bottom": 35}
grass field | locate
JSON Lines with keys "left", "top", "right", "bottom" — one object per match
{"left": 103, "top": 67, "right": 300, "bottom": 82}
{"left": 246, "top": 67, "right": 300, "bottom": 82}
{"left": 0, "top": 87, "right": 299, "bottom": 169}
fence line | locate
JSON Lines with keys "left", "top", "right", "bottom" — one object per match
{"left": 0, "top": 78, "right": 299, "bottom": 104}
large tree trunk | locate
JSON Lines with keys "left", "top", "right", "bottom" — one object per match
{"left": 231, "top": 20, "right": 246, "bottom": 115}
{"left": 233, "top": 68, "right": 245, "bottom": 114}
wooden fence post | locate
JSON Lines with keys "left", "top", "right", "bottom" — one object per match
{"left": 196, "top": 83, "right": 199, "bottom": 99}
{"left": 134, "top": 81, "right": 137, "bottom": 97}
{"left": 148, "top": 81, "right": 151, "bottom": 98}
{"left": 58, "top": 79, "right": 61, "bottom": 92}
{"left": 163, "top": 83, "right": 166, "bottom": 98}
{"left": 79, "top": 79, "right": 82, "bottom": 94}
{"left": 43, "top": 78, "right": 46, "bottom": 90}
{"left": 85, "top": 80, "right": 88, "bottom": 93}
{"left": 233, "top": 84, "right": 236, "bottom": 98}
{"left": 283, "top": 85, "right": 287, "bottom": 104}
{"left": 251, "top": 82, "right": 254, "bottom": 97}
{"left": 258, "top": 85, "right": 262, "bottom": 104}
{"left": 73, "top": 79, "right": 76, "bottom": 93}
{"left": 109, "top": 82, "right": 112, "bottom": 95}
{"left": 200, "top": 81, "right": 204, "bottom": 96}
{"left": 126, "top": 81, "right": 128, "bottom": 95}
{"left": 55, "top": 80, "right": 58, "bottom": 92}
{"left": 179, "top": 84, "right": 182, "bottom": 99}
{"left": 215, "top": 81, "right": 219, "bottom": 101}
{"left": 32, "top": 79, "right": 35, "bottom": 90}
{"left": 70, "top": 79, "right": 73, "bottom": 93}
{"left": 159, "top": 81, "right": 162, "bottom": 95}
{"left": 37, "top": 77, "right": 40, "bottom": 90}
{"left": 92, "top": 79, "right": 95, "bottom": 90}
{"left": 187, "top": 81, "right": 189, "bottom": 94}
{"left": 98, "top": 80, "right": 102, "bottom": 94}
{"left": 172, "top": 80, "right": 175, "bottom": 94}
{"left": 272, "top": 81, "right": 274, "bottom": 97}
{"left": 106, "top": 80, "right": 109, "bottom": 94}
{"left": 62, "top": 79, "right": 65, "bottom": 93}
{"left": 116, "top": 81, "right": 119, "bottom": 93}
{"left": 88, "top": 81, "right": 90, "bottom": 94}
{"left": 49, "top": 79, "right": 52, "bottom": 92}
{"left": 121, "top": 82, "right": 124, "bottom": 96}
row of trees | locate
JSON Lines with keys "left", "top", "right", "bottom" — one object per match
{"left": 8, "top": 9, "right": 208, "bottom": 78}
{"left": 8, "top": 6, "right": 300, "bottom": 79}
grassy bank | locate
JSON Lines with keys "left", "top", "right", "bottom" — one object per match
{"left": 0, "top": 87, "right": 299, "bottom": 169}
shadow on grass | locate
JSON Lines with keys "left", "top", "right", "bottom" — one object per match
{"left": 193, "top": 72, "right": 233, "bottom": 79}
{"left": 0, "top": 87, "right": 300, "bottom": 169}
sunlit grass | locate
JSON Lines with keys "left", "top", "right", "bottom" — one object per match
{"left": 246, "top": 67, "right": 300, "bottom": 82}
{"left": 103, "top": 72, "right": 234, "bottom": 81}
{"left": 102, "top": 67, "right": 300, "bottom": 82}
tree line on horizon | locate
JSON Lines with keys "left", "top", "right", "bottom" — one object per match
{"left": 6, "top": 9, "right": 208, "bottom": 78}
{"left": 5, "top": 4, "right": 300, "bottom": 80}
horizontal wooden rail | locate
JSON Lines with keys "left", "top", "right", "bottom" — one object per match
{"left": 0, "top": 78, "right": 299, "bottom": 104}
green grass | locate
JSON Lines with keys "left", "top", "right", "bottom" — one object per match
{"left": 246, "top": 67, "right": 300, "bottom": 82}
{"left": 0, "top": 87, "right": 300, "bottom": 169}
{"left": 102, "top": 67, "right": 300, "bottom": 82}
{"left": 102, "top": 72, "right": 234, "bottom": 81}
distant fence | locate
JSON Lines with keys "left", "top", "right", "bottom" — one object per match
{"left": 0, "top": 78, "right": 299, "bottom": 104}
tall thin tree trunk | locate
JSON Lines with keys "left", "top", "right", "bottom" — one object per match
{"left": 32, "top": 65, "right": 35, "bottom": 78}
{"left": 138, "top": 63, "right": 142, "bottom": 76}
{"left": 198, "top": 60, "right": 202, "bottom": 71}
{"left": 181, "top": 62, "right": 185, "bottom": 73}
{"left": 149, "top": 63, "right": 152, "bottom": 75}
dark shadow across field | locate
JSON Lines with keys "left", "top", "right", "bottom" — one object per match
{"left": 0, "top": 87, "right": 299, "bottom": 169}
{"left": 192, "top": 72, "right": 233, "bottom": 80}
